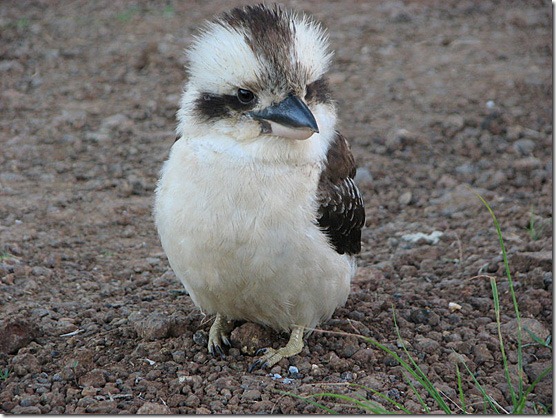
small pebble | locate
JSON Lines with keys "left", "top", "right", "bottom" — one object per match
{"left": 448, "top": 302, "right": 462, "bottom": 312}
{"left": 513, "top": 138, "right": 535, "bottom": 156}
{"left": 192, "top": 330, "right": 208, "bottom": 346}
{"left": 172, "top": 350, "right": 186, "bottom": 363}
{"left": 19, "top": 397, "right": 37, "bottom": 407}
{"left": 398, "top": 190, "right": 412, "bottom": 206}
{"left": 287, "top": 365, "right": 303, "bottom": 379}
{"left": 401, "top": 231, "right": 443, "bottom": 245}
{"left": 241, "top": 389, "right": 262, "bottom": 401}
{"left": 340, "top": 371, "right": 354, "bottom": 381}
{"left": 387, "top": 388, "right": 401, "bottom": 400}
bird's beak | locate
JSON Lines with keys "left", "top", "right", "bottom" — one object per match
{"left": 250, "top": 95, "right": 319, "bottom": 140}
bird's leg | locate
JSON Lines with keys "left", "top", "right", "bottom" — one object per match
{"left": 208, "top": 313, "right": 234, "bottom": 358}
{"left": 248, "top": 325, "right": 304, "bottom": 372}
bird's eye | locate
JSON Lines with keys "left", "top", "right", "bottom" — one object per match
{"left": 236, "top": 88, "right": 256, "bottom": 105}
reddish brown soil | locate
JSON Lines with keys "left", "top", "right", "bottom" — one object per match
{"left": 1, "top": 0, "right": 552, "bottom": 414}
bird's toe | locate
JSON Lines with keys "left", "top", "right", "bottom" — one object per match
{"left": 208, "top": 341, "right": 226, "bottom": 359}
{"left": 207, "top": 314, "right": 235, "bottom": 358}
{"left": 248, "top": 347, "right": 281, "bottom": 372}
{"left": 248, "top": 326, "right": 305, "bottom": 372}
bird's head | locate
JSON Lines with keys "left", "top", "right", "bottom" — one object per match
{"left": 178, "top": 4, "right": 336, "bottom": 143}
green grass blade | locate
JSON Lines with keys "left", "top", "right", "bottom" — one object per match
{"left": 513, "top": 365, "right": 553, "bottom": 414}
{"left": 455, "top": 363, "right": 467, "bottom": 414}
{"left": 490, "top": 276, "right": 517, "bottom": 405}
{"left": 274, "top": 390, "right": 337, "bottom": 414}
{"left": 458, "top": 357, "right": 501, "bottom": 413}
{"left": 349, "top": 383, "right": 412, "bottom": 413}
{"left": 523, "top": 326, "right": 552, "bottom": 348}
{"left": 365, "top": 334, "right": 452, "bottom": 412}
{"left": 392, "top": 311, "right": 452, "bottom": 413}
{"left": 364, "top": 317, "right": 452, "bottom": 413}
{"left": 310, "top": 392, "right": 395, "bottom": 414}
{"left": 474, "top": 191, "right": 524, "bottom": 401}
{"left": 402, "top": 371, "right": 430, "bottom": 413}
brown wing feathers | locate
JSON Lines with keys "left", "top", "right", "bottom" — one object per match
{"left": 317, "top": 133, "right": 365, "bottom": 255}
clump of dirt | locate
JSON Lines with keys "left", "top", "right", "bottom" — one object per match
{"left": 0, "top": 0, "right": 552, "bottom": 414}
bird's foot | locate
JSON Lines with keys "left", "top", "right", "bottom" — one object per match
{"left": 208, "top": 314, "right": 234, "bottom": 358}
{"left": 248, "top": 326, "right": 304, "bottom": 372}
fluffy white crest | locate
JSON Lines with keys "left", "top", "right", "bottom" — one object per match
{"left": 186, "top": 23, "right": 261, "bottom": 95}
{"left": 292, "top": 14, "right": 333, "bottom": 80}
{"left": 185, "top": 5, "right": 332, "bottom": 93}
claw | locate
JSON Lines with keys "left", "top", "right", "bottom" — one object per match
{"left": 207, "top": 314, "right": 235, "bottom": 358}
{"left": 248, "top": 359, "right": 267, "bottom": 373}
{"left": 247, "top": 361, "right": 258, "bottom": 373}
{"left": 255, "top": 347, "right": 268, "bottom": 356}
{"left": 213, "top": 343, "right": 226, "bottom": 359}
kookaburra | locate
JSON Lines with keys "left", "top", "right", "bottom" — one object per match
{"left": 154, "top": 4, "right": 365, "bottom": 371}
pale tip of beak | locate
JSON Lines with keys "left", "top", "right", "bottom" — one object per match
{"left": 268, "top": 121, "right": 318, "bottom": 140}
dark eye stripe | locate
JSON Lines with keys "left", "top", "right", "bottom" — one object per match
{"left": 194, "top": 92, "right": 257, "bottom": 120}
{"left": 306, "top": 77, "right": 331, "bottom": 103}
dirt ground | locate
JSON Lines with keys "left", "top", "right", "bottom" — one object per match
{"left": 0, "top": 0, "right": 552, "bottom": 414}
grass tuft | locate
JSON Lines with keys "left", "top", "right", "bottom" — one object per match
{"left": 474, "top": 191, "right": 552, "bottom": 414}
{"left": 0, "top": 251, "right": 14, "bottom": 261}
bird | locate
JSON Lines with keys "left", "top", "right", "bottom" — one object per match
{"left": 154, "top": 3, "right": 365, "bottom": 371}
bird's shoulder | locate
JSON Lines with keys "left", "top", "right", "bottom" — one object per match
{"left": 317, "top": 132, "right": 365, "bottom": 255}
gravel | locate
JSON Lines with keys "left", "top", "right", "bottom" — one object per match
{"left": 0, "top": 0, "right": 552, "bottom": 414}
